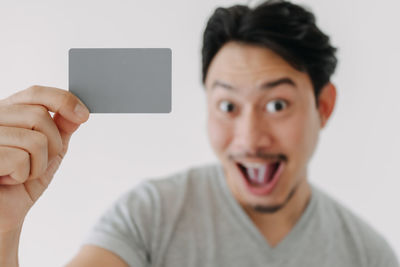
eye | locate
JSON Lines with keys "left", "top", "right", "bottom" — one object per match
{"left": 218, "top": 100, "right": 236, "bottom": 113}
{"left": 266, "top": 99, "right": 288, "bottom": 113}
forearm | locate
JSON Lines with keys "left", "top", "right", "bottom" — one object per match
{"left": 0, "top": 227, "right": 22, "bottom": 267}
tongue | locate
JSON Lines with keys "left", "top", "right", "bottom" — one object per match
{"left": 247, "top": 164, "right": 276, "bottom": 185}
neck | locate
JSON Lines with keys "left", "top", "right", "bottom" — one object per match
{"left": 244, "top": 179, "right": 312, "bottom": 246}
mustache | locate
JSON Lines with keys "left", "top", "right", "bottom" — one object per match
{"left": 228, "top": 151, "right": 288, "bottom": 162}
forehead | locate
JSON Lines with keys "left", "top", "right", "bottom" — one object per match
{"left": 205, "top": 42, "right": 309, "bottom": 89}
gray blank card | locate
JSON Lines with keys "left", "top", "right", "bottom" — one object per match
{"left": 69, "top": 48, "right": 172, "bottom": 113}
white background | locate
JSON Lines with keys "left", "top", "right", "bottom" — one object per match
{"left": 0, "top": 0, "right": 399, "bottom": 266}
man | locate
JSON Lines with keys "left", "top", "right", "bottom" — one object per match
{"left": 0, "top": 0, "right": 398, "bottom": 266}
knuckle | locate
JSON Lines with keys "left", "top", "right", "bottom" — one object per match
{"left": 48, "top": 134, "right": 63, "bottom": 158}
{"left": 19, "top": 158, "right": 30, "bottom": 182}
{"left": 30, "top": 105, "right": 49, "bottom": 121}
{"left": 26, "top": 85, "right": 43, "bottom": 102}
{"left": 27, "top": 85, "right": 40, "bottom": 95}
{"left": 30, "top": 130, "right": 48, "bottom": 152}
{"left": 10, "top": 150, "right": 30, "bottom": 181}
{"left": 16, "top": 151, "right": 30, "bottom": 170}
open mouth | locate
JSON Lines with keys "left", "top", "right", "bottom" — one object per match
{"left": 235, "top": 160, "right": 284, "bottom": 195}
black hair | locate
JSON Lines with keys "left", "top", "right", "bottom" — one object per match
{"left": 201, "top": 0, "right": 337, "bottom": 103}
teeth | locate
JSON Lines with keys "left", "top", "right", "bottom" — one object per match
{"left": 258, "top": 165, "right": 266, "bottom": 183}
{"left": 241, "top": 162, "right": 267, "bottom": 169}
{"left": 245, "top": 165, "right": 267, "bottom": 183}
{"left": 238, "top": 161, "right": 279, "bottom": 184}
{"left": 248, "top": 167, "right": 256, "bottom": 181}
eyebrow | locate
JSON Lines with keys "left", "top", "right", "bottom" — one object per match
{"left": 211, "top": 77, "right": 297, "bottom": 91}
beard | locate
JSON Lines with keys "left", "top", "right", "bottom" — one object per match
{"left": 251, "top": 180, "right": 300, "bottom": 214}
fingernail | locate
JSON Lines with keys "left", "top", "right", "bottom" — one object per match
{"left": 74, "top": 103, "right": 89, "bottom": 118}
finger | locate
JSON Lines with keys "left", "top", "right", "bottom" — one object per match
{"left": 0, "top": 104, "right": 63, "bottom": 160}
{"left": 0, "top": 126, "right": 47, "bottom": 180}
{"left": 53, "top": 112, "right": 79, "bottom": 152}
{"left": 23, "top": 156, "right": 62, "bottom": 202}
{"left": 0, "top": 175, "right": 20, "bottom": 185}
{"left": 3, "top": 85, "right": 90, "bottom": 127}
{"left": 0, "top": 146, "right": 30, "bottom": 184}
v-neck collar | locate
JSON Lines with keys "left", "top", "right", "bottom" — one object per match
{"left": 214, "top": 163, "right": 318, "bottom": 257}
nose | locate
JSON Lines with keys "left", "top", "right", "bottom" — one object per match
{"left": 234, "top": 110, "right": 273, "bottom": 154}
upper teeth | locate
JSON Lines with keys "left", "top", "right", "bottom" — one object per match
{"left": 240, "top": 162, "right": 268, "bottom": 168}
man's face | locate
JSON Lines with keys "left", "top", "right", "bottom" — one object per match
{"left": 205, "top": 42, "right": 324, "bottom": 211}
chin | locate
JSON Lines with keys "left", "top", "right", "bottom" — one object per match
{"left": 246, "top": 185, "right": 298, "bottom": 213}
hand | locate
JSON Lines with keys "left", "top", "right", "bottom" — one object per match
{"left": 0, "top": 85, "right": 89, "bottom": 233}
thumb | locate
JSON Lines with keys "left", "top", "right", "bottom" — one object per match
{"left": 53, "top": 112, "right": 83, "bottom": 152}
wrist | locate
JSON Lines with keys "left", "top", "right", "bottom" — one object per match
{"left": 0, "top": 227, "right": 22, "bottom": 267}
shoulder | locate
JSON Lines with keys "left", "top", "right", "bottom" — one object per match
{"left": 313, "top": 186, "right": 399, "bottom": 266}
{"left": 146, "top": 162, "right": 220, "bottom": 196}
{"left": 124, "top": 161, "right": 218, "bottom": 191}
{"left": 91, "top": 163, "right": 221, "bottom": 251}
{"left": 116, "top": 162, "right": 221, "bottom": 212}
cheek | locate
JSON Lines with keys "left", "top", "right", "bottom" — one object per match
{"left": 274, "top": 101, "right": 320, "bottom": 161}
{"left": 207, "top": 115, "right": 233, "bottom": 155}
{"left": 285, "top": 108, "right": 320, "bottom": 160}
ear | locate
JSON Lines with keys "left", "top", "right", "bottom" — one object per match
{"left": 317, "top": 82, "right": 337, "bottom": 128}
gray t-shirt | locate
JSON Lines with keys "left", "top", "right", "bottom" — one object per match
{"left": 83, "top": 163, "right": 399, "bottom": 267}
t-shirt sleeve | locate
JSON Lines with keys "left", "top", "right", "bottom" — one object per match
{"left": 81, "top": 182, "right": 159, "bottom": 267}
{"left": 367, "top": 236, "right": 399, "bottom": 267}
{"left": 359, "top": 221, "right": 400, "bottom": 267}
